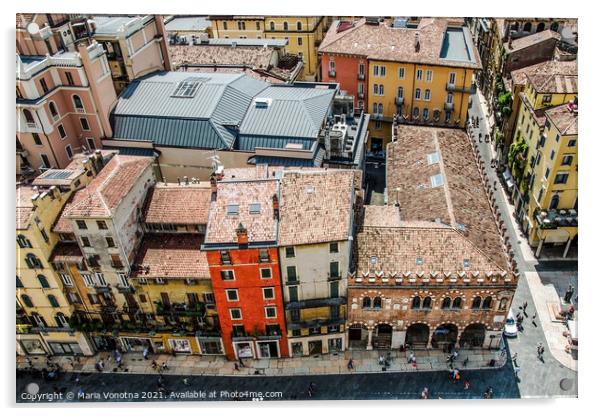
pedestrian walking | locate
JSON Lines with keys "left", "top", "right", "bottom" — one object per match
{"left": 151, "top": 360, "right": 158, "bottom": 370}
{"left": 463, "top": 357, "right": 469, "bottom": 367}
{"left": 234, "top": 363, "right": 240, "bottom": 371}
{"left": 161, "top": 362, "right": 168, "bottom": 372}
{"left": 537, "top": 343, "right": 545, "bottom": 361}
{"left": 183, "top": 378, "right": 189, "bottom": 386}
{"left": 452, "top": 350, "right": 459, "bottom": 361}
{"left": 347, "top": 358, "right": 354, "bottom": 370}
{"left": 523, "top": 301, "right": 528, "bottom": 311}
{"left": 421, "top": 387, "right": 429, "bottom": 399}
{"left": 515, "top": 366, "right": 521, "bottom": 380}
{"left": 512, "top": 353, "right": 518, "bottom": 366}
{"left": 94, "top": 361, "right": 103, "bottom": 372}
{"left": 464, "top": 380, "right": 470, "bottom": 390}
{"left": 378, "top": 355, "right": 385, "bottom": 365}
{"left": 143, "top": 347, "right": 149, "bottom": 360}
{"left": 407, "top": 352, "right": 415, "bottom": 364}
{"left": 238, "top": 357, "right": 245, "bottom": 368}
{"left": 25, "top": 356, "right": 33, "bottom": 368}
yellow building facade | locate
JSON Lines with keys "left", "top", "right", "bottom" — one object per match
{"left": 16, "top": 159, "right": 100, "bottom": 356}
{"left": 509, "top": 73, "right": 577, "bottom": 255}
{"left": 209, "top": 16, "right": 326, "bottom": 79}
{"left": 367, "top": 60, "right": 475, "bottom": 147}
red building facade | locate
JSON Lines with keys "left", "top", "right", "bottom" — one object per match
{"left": 203, "top": 175, "right": 288, "bottom": 360}
{"left": 320, "top": 53, "right": 367, "bottom": 112}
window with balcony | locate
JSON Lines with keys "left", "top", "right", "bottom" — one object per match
{"left": 330, "top": 305, "right": 340, "bottom": 319}
{"left": 204, "top": 292, "right": 215, "bottom": 305}
{"left": 550, "top": 194, "right": 560, "bottom": 210}
{"left": 72, "top": 95, "right": 84, "bottom": 112}
{"left": 290, "top": 309, "right": 300, "bottom": 322}
{"left": 49, "top": 102, "right": 59, "bottom": 121}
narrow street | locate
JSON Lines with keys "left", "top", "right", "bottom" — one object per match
{"left": 468, "top": 91, "right": 578, "bottom": 398}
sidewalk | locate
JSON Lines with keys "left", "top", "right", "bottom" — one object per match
{"left": 17, "top": 348, "right": 506, "bottom": 378}
{"left": 523, "top": 272, "right": 577, "bottom": 371}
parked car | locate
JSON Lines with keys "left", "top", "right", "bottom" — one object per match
{"left": 504, "top": 309, "right": 518, "bottom": 337}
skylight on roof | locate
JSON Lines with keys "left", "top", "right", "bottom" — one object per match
{"left": 249, "top": 203, "right": 261, "bottom": 214}
{"left": 463, "top": 258, "right": 470, "bottom": 268}
{"left": 416, "top": 257, "right": 424, "bottom": 266}
{"left": 226, "top": 204, "right": 239, "bottom": 216}
{"left": 430, "top": 174, "right": 444, "bottom": 188}
{"left": 172, "top": 80, "right": 202, "bottom": 98}
{"left": 370, "top": 256, "right": 377, "bottom": 265}
{"left": 427, "top": 152, "right": 440, "bottom": 165}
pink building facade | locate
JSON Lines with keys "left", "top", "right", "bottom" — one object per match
{"left": 17, "top": 15, "right": 117, "bottom": 172}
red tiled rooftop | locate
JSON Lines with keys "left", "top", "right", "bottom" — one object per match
{"left": 387, "top": 125, "right": 508, "bottom": 271}
{"left": 16, "top": 185, "right": 37, "bottom": 230}
{"left": 143, "top": 184, "right": 212, "bottom": 225}
{"left": 546, "top": 104, "right": 578, "bottom": 136}
{"left": 132, "top": 234, "right": 209, "bottom": 279}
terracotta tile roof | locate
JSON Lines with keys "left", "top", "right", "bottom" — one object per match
{"left": 52, "top": 193, "right": 76, "bottom": 234}
{"left": 526, "top": 69, "right": 578, "bottom": 94}
{"left": 387, "top": 125, "right": 508, "bottom": 270}
{"left": 278, "top": 170, "right": 356, "bottom": 246}
{"left": 356, "top": 225, "right": 505, "bottom": 275}
{"left": 169, "top": 44, "right": 274, "bottom": 70}
{"left": 178, "top": 65, "right": 287, "bottom": 84}
{"left": 319, "top": 18, "right": 481, "bottom": 69}
{"left": 49, "top": 243, "right": 83, "bottom": 263}
{"left": 132, "top": 234, "right": 209, "bottom": 279}
{"left": 64, "top": 155, "right": 153, "bottom": 218}
{"left": 510, "top": 60, "right": 577, "bottom": 87}
{"left": 143, "top": 184, "right": 212, "bottom": 225}
{"left": 505, "top": 29, "right": 561, "bottom": 53}
{"left": 204, "top": 179, "right": 279, "bottom": 244}
{"left": 16, "top": 185, "right": 37, "bottom": 230}
{"left": 546, "top": 104, "right": 578, "bottom": 135}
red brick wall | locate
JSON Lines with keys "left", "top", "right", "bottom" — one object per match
{"left": 207, "top": 247, "right": 289, "bottom": 360}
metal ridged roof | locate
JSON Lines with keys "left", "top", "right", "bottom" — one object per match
{"left": 112, "top": 72, "right": 269, "bottom": 149}
{"left": 236, "top": 136, "right": 314, "bottom": 151}
{"left": 239, "top": 86, "right": 335, "bottom": 138}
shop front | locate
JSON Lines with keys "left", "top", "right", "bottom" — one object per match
{"left": 233, "top": 340, "right": 255, "bottom": 359}
{"left": 120, "top": 336, "right": 159, "bottom": 353}
{"left": 197, "top": 336, "right": 224, "bottom": 355}
{"left": 39, "top": 331, "right": 94, "bottom": 356}
{"left": 17, "top": 335, "right": 47, "bottom": 355}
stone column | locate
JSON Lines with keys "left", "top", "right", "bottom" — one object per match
{"left": 366, "top": 328, "right": 374, "bottom": 351}
{"left": 563, "top": 237, "right": 573, "bottom": 258}
{"left": 535, "top": 238, "right": 544, "bottom": 258}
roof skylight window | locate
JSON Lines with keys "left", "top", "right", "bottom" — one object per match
{"left": 430, "top": 174, "right": 444, "bottom": 188}
{"left": 172, "top": 80, "right": 202, "bottom": 98}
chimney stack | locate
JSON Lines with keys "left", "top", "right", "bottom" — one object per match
{"left": 272, "top": 193, "right": 280, "bottom": 219}
{"left": 414, "top": 33, "right": 420, "bottom": 52}
{"left": 236, "top": 223, "right": 248, "bottom": 246}
{"left": 210, "top": 174, "right": 217, "bottom": 201}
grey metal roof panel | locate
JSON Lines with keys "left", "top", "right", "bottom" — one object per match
{"left": 112, "top": 115, "right": 231, "bottom": 149}
{"left": 165, "top": 17, "right": 211, "bottom": 32}
{"left": 239, "top": 86, "right": 334, "bottom": 138}
{"left": 235, "top": 136, "right": 314, "bottom": 151}
{"left": 103, "top": 146, "right": 158, "bottom": 157}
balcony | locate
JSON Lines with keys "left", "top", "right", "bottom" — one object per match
{"left": 95, "top": 285, "right": 111, "bottom": 294}
{"left": 444, "top": 102, "right": 454, "bottom": 111}
{"left": 328, "top": 70, "right": 336, "bottom": 78}
{"left": 535, "top": 209, "right": 578, "bottom": 229}
{"left": 122, "top": 304, "right": 140, "bottom": 314}
{"left": 357, "top": 73, "right": 365, "bottom": 81}
{"left": 327, "top": 272, "right": 341, "bottom": 281}
{"left": 395, "top": 96, "right": 404, "bottom": 106}
{"left": 101, "top": 304, "right": 117, "bottom": 314}
{"left": 372, "top": 113, "right": 383, "bottom": 120}
{"left": 285, "top": 277, "right": 300, "bottom": 285}
{"left": 116, "top": 284, "right": 135, "bottom": 294}
{"left": 155, "top": 302, "right": 206, "bottom": 317}
{"left": 446, "top": 82, "right": 477, "bottom": 94}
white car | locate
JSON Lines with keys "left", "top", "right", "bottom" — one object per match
{"left": 504, "top": 309, "right": 519, "bottom": 337}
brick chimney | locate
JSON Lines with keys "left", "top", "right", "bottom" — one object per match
{"left": 236, "top": 223, "right": 248, "bottom": 246}
{"left": 210, "top": 173, "right": 217, "bottom": 201}
{"left": 272, "top": 193, "right": 279, "bottom": 219}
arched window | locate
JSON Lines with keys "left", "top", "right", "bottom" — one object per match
{"left": 49, "top": 102, "right": 58, "bottom": 119}
{"left": 523, "top": 22, "right": 532, "bottom": 32}
{"left": 47, "top": 295, "right": 60, "bottom": 308}
{"left": 411, "top": 296, "right": 421, "bottom": 309}
{"left": 25, "top": 253, "right": 42, "bottom": 269}
{"left": 422, "top": 296, "right": 432, "bottom": 309}
{"left": 21, "top": 294, "right": 34, "bottom": 308}
{"left": 362, "top": 297, "right": 371, "bottom": 309}
{"left": 379, "top": 84, "right": 384, "bottom": 95}
{"left": 72, "top": 95, "right": 84, "bottom": 111}
{"left": 283, "top": 21, "right": 289, "bottom": 31}
{"left": 550, "top": 22, "right": 559, "bottom": 32}
{"left": 536, "top": 22, "right": 546, "bottom": 32}
{"left": 441, "top": 297, "right": 451, "bottom": 309}
{"left": 373, "top": 297, "right": 382, "bottom": 309}
{"left": 452, "top": 297, "right": 462, "bottom": 309}
{"left": 415, "top": 88, "right": 421, "bottom": 99}
{"left": 397, "top": 86, "right": 404, "bottom": 98}
{"left": 482, "top": 296, "right": 493, "bottom": 309}
{"left": 471, "top": 296, "right": 482, "bottom": 310}
{"left": 413, "top": 107, "right": 420, "bottom": 118}
{"left": 17, "top": 234, "right": 32, "bottom": 248}
{"left": 296, "top": 21, "right": 302, "bottom": 31}
{"left": 433, "top": 109, "right": 441, "bottom": 121}
{"left": 23, "top": 109, "right": 35, "bottom": 124}
{"left": 269, "top": 21, "right": 275, "bottom": 31}
{"left": 511, "top": 22, "right": 519, "bottom": 31}
{"left": 550, "top": 194, "right": 560, "bottom": 210}
{"left": 498, "top": 298, "right": 509, "bottom": 311}
{"left": 378, "top": 103, "right": 383, "bottom": 114}
{"left": 37, "top": 274, "right": 50, "bottom": 288}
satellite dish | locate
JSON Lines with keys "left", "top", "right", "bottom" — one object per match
{"left": 26, "top": 22, "right": 40, "bottom": 36}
